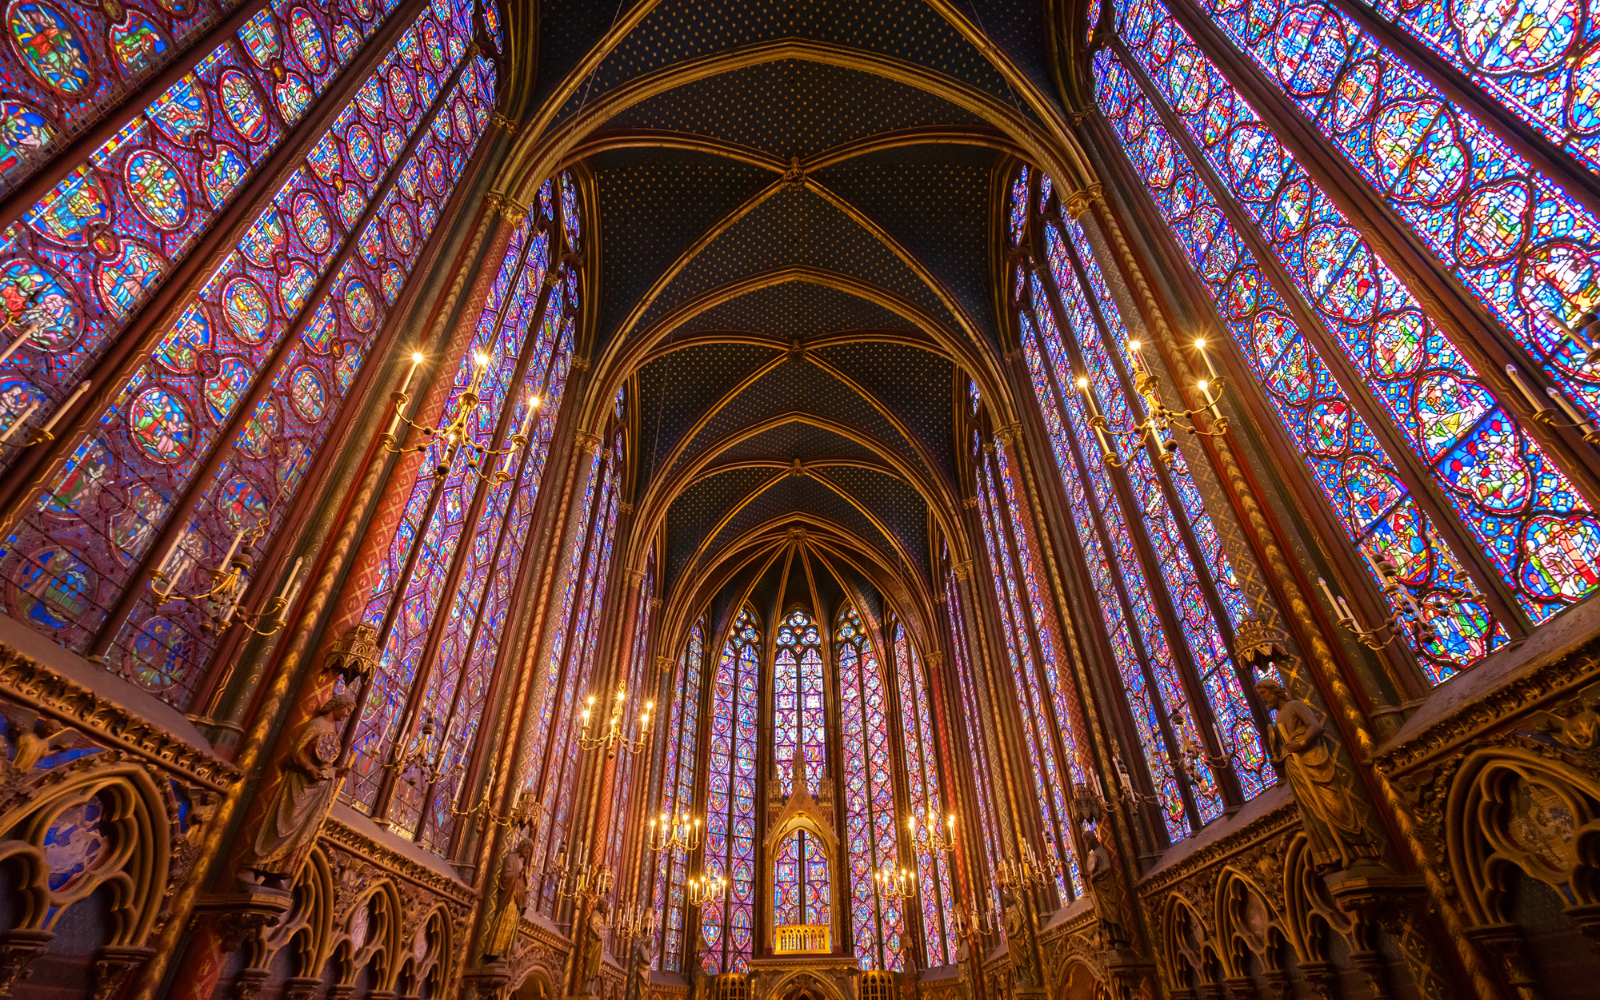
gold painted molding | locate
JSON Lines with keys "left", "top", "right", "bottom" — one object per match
{"left": 0, "top": 643, "right": 240, "bottom": 791}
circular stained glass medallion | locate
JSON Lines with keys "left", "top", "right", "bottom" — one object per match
{"left": 289, "top": 6, "right": 326, "bottom": 73}
{"left": 275, "top": 73, "right": 312, "bottom": 121}
{"left": 0, "top": 258, "right": 80, "bottom": 351}
{"left": 239, "top": 399, "right": 278, "bottom": 456}
{"left": 387, "top": 204, "right": 413, "bottom": 254}
{"left": 290, "top": 365, "right": 325, "bottom": 420}
{"left": 203, "top": 356, "right": 252, "bottom": 421}
{"left": 344, "top": 280, "right": 375, "bottom": 331}
{"left": 346, "top": 123, "right": 377, "bottom": 179}
{"left": 8, "top": 1, "right": 92, "bottom": 96}
{"left": 129, "top": 386, "right": 193, "bottom": 462}
{"left": 14, "top": 548, "right": 93, "bottom": 630}
{"left": 0, "top": 98, "right": 52, "bottom": 175}
{"left": 96, "top": 239, "right": 165, "bottom": 317}
{"left": 356, "top": 78, "right": 383, "bottom": 122}
{"left": 108, "top": 10, "right": 168, "bottom": 77}
{"left": 128, "top": 615, "right": 191, "bottom": 693}
{"left": 292, "top": 191, "right": 330, "bottom": 252}
{"left": 388, "top": 64, "right": 414, "bottom": 116}
{"left": 218, "top": 69, "right": 268, "bottom": 142}
{"left": 125, "top": 148, "right": 187, "bottom": 230}
{"left": 424, "top": 147, "right": 445, "bottom": 194}
{"left": 420, "top": 16, "right": 444, "bottom": 70}
{"left": 453, "top": 100, "right": 471, "bottom": 140}
{"left": 26, "top": 169, "right": 109, "bottom": 245}
{"left": 201, "top": 144, "right": 247, "bottom": 208}
{"left": 221, "top": 474, "right": 268, "bottom": 530}
{"left": 223, "top": 277, "right": 271, "bottom": 344}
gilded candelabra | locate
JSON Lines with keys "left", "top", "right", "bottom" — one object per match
{"left": 906, "top": 811, "right": 956, "bottom": 858}
{"left": 1315, "top": 544, "right": 1462, "bottom": 651}
{"left": 384, "top": 350, "right": 546, "bottom": 483}
{"left": 578, "top": 683, "right": 652, "bottom": 756}
{"left": 384, "top": 715, "right": 462, "bottom": 787}
{"left": 686, "top": 872, "right": 727, "bottom": 907}
{"left": 150, "top": 518, "right": 305, "bottom": 636}
{"left": 1075, "top": 337, "right": 1229, "bottom": 468}
{"left": 648, "top": 811, "right": 701, "bottom": 853}
{"left": 874, "top": 865, "right": 917, "bottom": 902}
{"left": 547, "top": 842, "right": 613, "bottom": 901}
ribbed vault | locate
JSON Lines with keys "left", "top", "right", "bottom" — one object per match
{"left": 495, "top": 0, "right": 1103, "bottom": 652}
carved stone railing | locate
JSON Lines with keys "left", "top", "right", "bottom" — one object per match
{"left": 773, "top": 924, "right": 830, "bottom": 954}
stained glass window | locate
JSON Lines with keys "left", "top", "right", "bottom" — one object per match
{"left": 892, "top": 621, "right": 958, "bottom": 967}
{"left": 652, "top": 618, "right": 705, "bottom": 972}
{"left": 335, "top": 175, "right": 576, "bottom": 846}
{"left": 1096, "top": 0, "right": 1600, "bottom": 684}
{"left": 0, "top": 0, "right": 493, "bottom": 709}
{"left": 941, "top": 542, "right": 1000, "bottom": 916}
{"left": 773, "top": 609, "right": 826, "bottom": 794}
{"left": 701, "top": 606, "right": 759, "bottom": 974}
{"left": 972, "top": 428, "right": 1094, "bottom": 879}
{"left": 837, "top": 606, "right": 905, "bottom": 971}
{"left": 1165, "top": 0, "right": 1600, "bottom": 432}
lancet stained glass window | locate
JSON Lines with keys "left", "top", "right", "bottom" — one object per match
{"left": 1094, "top": 0, "right": 1600, "bottom": 683}
{"left": 838, "top": 607, "right": 904, "bottom": 971}
{"left": 771, "top": 607, "right": 830, "bottom": 942}
{"left": 941, "top": 542, "right": 1000, "bottom": 909}
{"left": 701, "top": 606, "right": 759, "bottom": 975}
{"left": 340, "top": 174, "right": 576, "bottom": 835}
{"left": 652, "top": 618, "right": 704, "bottom": 972}
{"left": 892, "top": 621, "right": 958, "bottom": 967}
{"left": 0, "top": 0, "right": 493, "bottom": 709}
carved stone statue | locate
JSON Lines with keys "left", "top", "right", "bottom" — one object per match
{"left": 631, "top": 928, "right": 654, "bottom": 998}
{"left": 482, "top": 835, "right": 536, "bottom": 960}
{"left": 690, "top": 930, "right": 712, "bottom": 1000}
{"left": 1255, "top": 680, "right": 1380, "bottom": 872}
{"left": 1081, "top": 828, "right": 1126, "bottom": 948}
{"left": 239, "top": 693, "right": 355, "bottom": 888}
{"left": 578, "top": 897, "right": 610, "bottom": 995}
{"left": 954, "top": 921, "right": 975, "bottom": 1000}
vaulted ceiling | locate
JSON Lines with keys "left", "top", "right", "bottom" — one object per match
{"left": 498, "top": 0, "right": 1095, "bottom": 649}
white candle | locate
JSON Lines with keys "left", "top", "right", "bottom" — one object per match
{"left": 399, "top": 351, "right": 424, "bottom": 396}
{"left": 0, "top": 401, "right": 37, "bottom": 445}
{"left": 1090, "top": 768, "right": 1104, "bottom": 800}
{"left": 517, "top": 395, "right": 538, "bottom": 440}
{"left": 1547, "top": 386, "right": 1597, "bottom": 433}
{"left": 1194, "top": 338, "right": 1219, "bottom": 378}
{"left": 277, "top": 556, "right": 304, "bottom": 601}
{"left": 0, "top": 330, "right": 32, "bottom": 367}
{"left": 1505, "top": 364, "right": 1551, "bottom": 415}
{"left": 1360, "top": 544, "right": 1386, "bottom": 583}
{"left": 220, "top": 526, "right": 246, "bottom": 571}
{"left": 37, "top": 380, "right": 90, "bottom": 437}
{"left": 1337, "top": 595, "right": 1357, "bottom": 622}
{"left": 1316, "top": 576, "right": 1338, "bottom": 612}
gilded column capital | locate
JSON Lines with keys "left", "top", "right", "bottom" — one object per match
{"left": 649, "top": 597, "right": 662, "bottom": 609}
{"left": 571, "top": 355, "right": 591, "bottom": 372}
{"left": 490, "top": 111, "right": 520, "bottom": 134}
{"left": 952, "top": 560, "right": 973, "bottom": 582}
{"left": 1062, "top": 183, "right": 1104, "bottom": 219}
{"left": 619, "top": 501, "right": 635, "bottom": 515}
{"left": 961, "top": 496, "right": 979, "bottom": 509}
{"left": 576, "top": 431, "right": 603, "bottom": 455}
